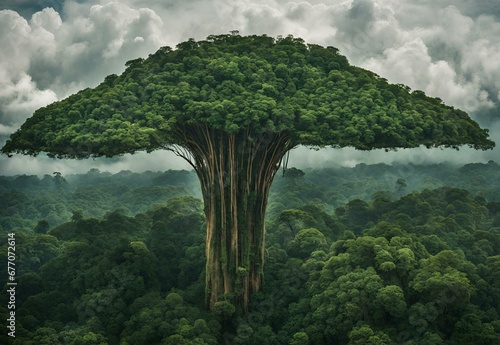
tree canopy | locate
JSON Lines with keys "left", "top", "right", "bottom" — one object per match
{"left": 1, "top": 34, "right": 494, "bottom": 158}
{"left": 1, "top": 32, "right": 495, "bottom": 313}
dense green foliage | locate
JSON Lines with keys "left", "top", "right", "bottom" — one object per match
{"left": 1, "top": 34, "right": 493, "bottom": 158}
{"left": 3, "top": 161, "right": 500, "bottom": 234}
{"left": 0, "top": 169, "right": 200, "bottom": 233}
{"left": 2, "top": 33, "right": 495, "bottom": 313}
{"left": 1, "top": 162, "right": 500, "bottom": 344}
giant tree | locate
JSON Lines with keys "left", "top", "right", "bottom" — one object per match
{"left": 1, "top": 34, "right": 494, "bottom": 310}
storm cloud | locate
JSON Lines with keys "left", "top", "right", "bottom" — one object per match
{"left": 0, "top": 0, "right": 499, "bottom": 175}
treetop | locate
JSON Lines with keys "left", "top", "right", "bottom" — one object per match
{"left": 1, "top": 34, "right": 494, "bottom": 158}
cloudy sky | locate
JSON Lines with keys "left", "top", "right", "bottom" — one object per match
{"left": 0, "top": 0, "right": 499, "bottom": 176}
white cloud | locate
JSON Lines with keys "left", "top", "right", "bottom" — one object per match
{"left": 1, "top": 73, "right": 58, "bottom": 123}
{"left": 0, "top": 2, "right": 167, "bottom": 126}
{"left": 329, "top": 1, "right": 499, "bottom": 115}
{"left": 30, "top": 7, "right": 62, "bottom": 32}
{"left": 0, "top": 11, "right": 58, "bottom": 126}
{"left": 84, "top": 3, "right": 164, "bottom": 58}
{"left": 0, "top": 124, "right": 18, "bottom": 136}
{"left": 362, "top": 38, "right": 494, "bottom": 112}
{"left": 0, "top": 10, "right": 32, "bottom": 76}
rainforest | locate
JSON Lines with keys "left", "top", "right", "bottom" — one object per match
{"left": 1, "top": 35, "right": 499, "bottom": 344}
{"left": 1, "top": 162, "right": 500, "bottom": 344}
{"left": 1, "top": 35, "right": 494, "bottom": 313}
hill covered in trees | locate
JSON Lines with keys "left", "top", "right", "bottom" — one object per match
{"left": 1, "top": 161, "right": 500, "bottom": 344}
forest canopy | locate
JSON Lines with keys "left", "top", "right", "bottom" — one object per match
{"left": 1, "top": 163, "right": 500, "bottom": 344}
{"left": 1, "top": 34, "right": 494, "bottom": 158}
{"left": 1, "top": 32, "right": 496, "bottom": 312}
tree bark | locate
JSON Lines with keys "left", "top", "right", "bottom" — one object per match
{"left": 172, "top": 126, "right": 295, "bottom": 310}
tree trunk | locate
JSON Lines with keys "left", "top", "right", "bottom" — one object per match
{"left": 172, "top": 126, "right": 295, "bottom": 310}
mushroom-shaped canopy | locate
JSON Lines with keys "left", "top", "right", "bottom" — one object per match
{"left": 1, "top": 34, "right": 494, "bottom": 158}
